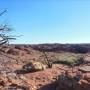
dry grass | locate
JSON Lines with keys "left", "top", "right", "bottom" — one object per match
{"left": 53, "top": 53, "right": 84, "bottom": 66}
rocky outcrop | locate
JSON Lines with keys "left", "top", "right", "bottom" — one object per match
{"left": 79, "top": 66, "right": 90, "bottom": 73}
{"left": 22, "top": 61, "right": 46, "bottom": 71}
{"left": 15, "top": 61, "right": 47, "bottom": 74}
{"left": 56, "top": 69, "right": 90, "bottom": 90}
{"left": 0, "top": 73, "right": 30, "bottom": 90}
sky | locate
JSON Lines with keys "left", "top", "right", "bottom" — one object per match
{"left": 0, "top": 0, "right": 90, "bottom": 44}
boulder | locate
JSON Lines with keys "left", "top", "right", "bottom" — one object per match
{"left": 15, "top": 61, "right": 47, "bottom": 74}
{"left": 22, "top": 61, "right": 46, "bottom": 72}
{"left": 79, "top": 66, "right": 90, "bottom": 72}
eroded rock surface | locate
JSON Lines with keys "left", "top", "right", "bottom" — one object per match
{"left": 56, "top": 69, "right": 90, "bottom": 90}
{"left": 0, "top": 44, "right": 90, "bottom": 90}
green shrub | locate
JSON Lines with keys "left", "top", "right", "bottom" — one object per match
{"left": 53, "top": 53, "right": 84, "bottom": 66}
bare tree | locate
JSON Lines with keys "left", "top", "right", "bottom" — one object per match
{"left": 42, "top": 50, "right": 53, "bottom": 68}
{"left": 40, "top": 46, "right": 53, "bottom": 68}
{"left": 0, "top": 10, "right": 15, "bottom": 46}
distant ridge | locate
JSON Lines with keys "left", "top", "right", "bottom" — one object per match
{"left": 8, "top": 43, "right": 90, "bottom": 53}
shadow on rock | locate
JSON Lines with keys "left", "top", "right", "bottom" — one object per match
{"left": 0, "top": 81, "right": 29, "bottom": 90}
{"left": 7, "top": 84, "right": 29, "bottom": 90}
{"left": 15, "top": 69, "right": 38, "bottom": 74}
{"left": 38, "top": 81, "right": 58, "bottom": 90}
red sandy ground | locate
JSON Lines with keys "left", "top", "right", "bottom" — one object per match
{"left": 0, "top": 45, "right": 90, "bottom": 90}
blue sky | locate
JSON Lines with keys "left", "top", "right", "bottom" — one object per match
{"left": 0, "top": 0, "right": 90, "bottom": 44}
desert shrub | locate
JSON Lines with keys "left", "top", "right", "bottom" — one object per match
{"left": 53, "top": 53, "right": 84, "bottom": 66}
{"left": 40, "top": 51, "right": 53, "bottom": 68}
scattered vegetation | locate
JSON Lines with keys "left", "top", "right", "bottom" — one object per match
{"left": 53, "top": 53, "right": 84, "bottom": 66}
